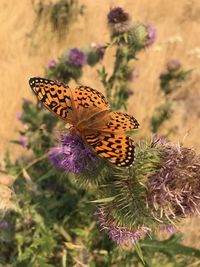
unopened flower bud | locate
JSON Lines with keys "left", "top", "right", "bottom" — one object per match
{"left": 167, "top": 59, "right": 182, "bottom": 72}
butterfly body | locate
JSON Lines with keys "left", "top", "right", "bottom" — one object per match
{"left": 29, "top": 77, "right": 139, "bottom": 167}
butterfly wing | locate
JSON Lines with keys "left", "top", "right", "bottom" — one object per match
{"left": 99, "top": 112, "right": 139, "bottom": 133}
{"left": 73, "top": 85, "right": 110, "bottom": 110}
{"left": 29, "top": 77, "right": 75, "bottom": 123}
{"left": 84, "top": 132, "right": 135, "bottom": 167}
{"left": 102, "top": 112, "right": 139, "bottom": 133}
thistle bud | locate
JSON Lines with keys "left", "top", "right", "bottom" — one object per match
{"left": 167, "top": 59, "right": 182, "bottom": 72}
{"left": 48, "top": 59, "right": 57, "bottom": 69}
{"left": 128, "top": 23, "right": 157, "bottom": 50}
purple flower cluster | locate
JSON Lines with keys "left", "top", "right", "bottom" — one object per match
{"left": 107, "top": 7, "right": 131, "bottom": 34}
{"left": 146, "top": 24, "right": 157, "bottom": 47}
{"left": 96, "top": 208, "right": 151, "bottom": 246}
{"left": 148, "top": 137, "right": 200, "bottom": 219}
{"left": 19, "top": 135, "right": 28, "bottom": 148}
{"left": 67, "top": 48, "right": 87, "bottom": 67}
{"left": 107, "top": 7, "right": 129, "bottom": 24}
{"left": 48, "top": 133, "right": 96, "bottom": 174}
{"left": 48, "top": 59, "right": 57, "bottom": 69}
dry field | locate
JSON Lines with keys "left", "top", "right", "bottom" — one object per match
{"left": 0, "top": 0, "right": 200, "bottom": 247}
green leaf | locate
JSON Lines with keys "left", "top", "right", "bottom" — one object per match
{"left": 134, "top": 242, "right": 145, "bottom": 265}
{"left": 90, "top": 197, "right": 115, "bottom": 203}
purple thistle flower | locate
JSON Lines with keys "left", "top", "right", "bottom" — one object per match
{"left": 148, "top": 137, "right": 200, "bottom": 219}
{"left": 107, "top": 7, "right": 131, "bottom": 34}
{"left": 167, "top": 59, "right": 182, "bottom": 72}
{"left": 48, "top": 133, "right": 97, "bottom": 174}
{"left": 19, "top": 135, "right": 28, "bottom": 148}
{"left": 146, "top": 24, "right": 157, "bottom": 47}
{"left": 48, "top": 59, "right": 57, "bottom": 69}
{"left": 96, "top": 208, "right": 151, "bottom": 246}
{"left": 67, "top": 48, "right": 87, "bottom": 67}
{"left": 108, "top": 7, "right": 129, "bottom": 24}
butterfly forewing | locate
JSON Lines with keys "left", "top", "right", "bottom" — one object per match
{"left": 73, "top": 86, "right": 110, "bottom": 110}
{"left": 29, "top": 77, "right": 74, "bottom": 123}
{"left": 84, "top": 132, "right": 135, "bottom": 167}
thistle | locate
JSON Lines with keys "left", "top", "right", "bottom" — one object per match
{"left": 96, "top": 207, "right": 151, "bottom": 246}
{"left": 167, "top": 59, "right": 182, "bottom": 72}
{"left": 128, "top": 22, "right": 157, "bottom": 51}
{"left": 107, "top": 7, "right": 131, "bottom": 34}
{"left": 147, "top": 137, "right": 200, "bottom": 219}
{"left": 48, "top": 133, "right": 97, "bottom": 174}
{"left": 48, "top": 59, "right": 57, "bottom": 69}
{"left": 87, "top": 43, "right": 106, "bottom": 66}
{"left": 19, "top": 135, "right": 28, "bottom": 148}
{"left": 145, "top": 24, "right": 157, "bottom": 47}
{"left": 95, "top": 136, "right": 200, "bottom": 245}
{"left": 67, "top": 48, "right": 87, "bottom": 67}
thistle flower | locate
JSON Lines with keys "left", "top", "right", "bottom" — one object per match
{"left": 67, "top": 48, "right": 87, "bottom": 67}
{"left": 19, "top": 135, "right": 28, "bottom": 148}
{"left": 167, "top": 59, "right": 182, "bottom": 72}
{"left": 96, "top": 208, "right": 151, "bottom": 246}
{"left": 145, "top": 24, "right": 157, "bottom": 47}
{"left": 107, "top": 7, "right": 131, "bottom": 34}
{"left": 95, "top": 136, "right": 200, "bottom": 245}
{"left": 48, "top": 59, "right": 57, "bottom": 68}
{"left": 90, "top": 42, "right": 106, "bottom": 60}
{"left": 48, "top": 133, "right": 97, "bottom": 174}
{"left": 147, "top": 137, "right": 200, "bottom": 219}
{"left": 87, "top": 43, "right": 106, "bottom": 66}
{"left": 128, "top": 23, "right": 156, "bottom": 51}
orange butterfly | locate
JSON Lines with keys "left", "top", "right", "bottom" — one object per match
{"left": 29, "top": 77, "right": 139, "bottom": 167}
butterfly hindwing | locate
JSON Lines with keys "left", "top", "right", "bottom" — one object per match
{"left": 29, "top": 77, "right": 74, "bottom": 122}
{"left": 102, "top": 112, "right": 139, "bottom": 133}
{"left": 73, "top": 85, "right": 109, "bottom": 110}
{"left": 84, "top": 132, "right": 135, "bottom": 167}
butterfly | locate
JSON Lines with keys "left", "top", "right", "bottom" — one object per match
{"left": 29, "top": 77, "right": 139, "bottom": 167}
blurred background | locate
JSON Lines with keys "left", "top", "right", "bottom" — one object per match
{"left": 1, "top": 0, "right": 200, "bottom": 250}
